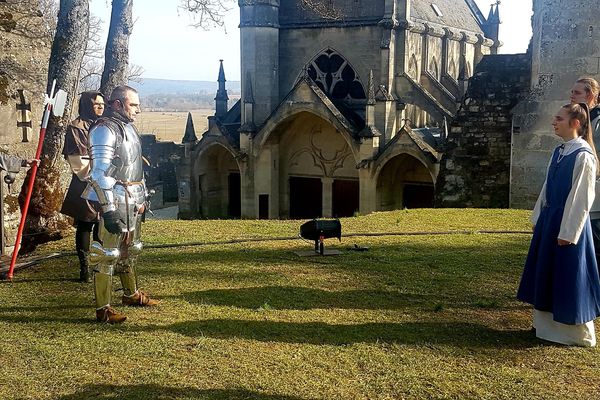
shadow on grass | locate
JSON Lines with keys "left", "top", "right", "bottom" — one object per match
{"left": 0, "top": 277, "right": 79, "bottom": 284}
{"left": 0, "top": 313, "right": 94, "bottom": 324}
{"left": 178, "top": 286, "right": 524, "bottom": 311}
{"left": 142, "top": 239, "right": 527, "bottom": 303}
{"left": 0, "top": 304, "right": 89, "bottom": 312}
{"left": 142, "top": 236, "right": 528, "bottom": 275}
{"left": 56, "top": 385, "right": 312, "bottom": 400}
{"left": 144, "top": 237, "right": 527, "bottom": 269}
{"left": 181, "top": 286, "right": 437, "bottom": 310}
{"left": 148, "top": 318, "right": 537, "bottom": 349}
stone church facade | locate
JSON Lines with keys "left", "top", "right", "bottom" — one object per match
{"left": 177, "top": 0, "right": 500, "bottom": 219}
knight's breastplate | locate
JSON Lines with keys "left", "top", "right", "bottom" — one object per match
{"left": 113, "top": 124, "right": 143, "bottom": 183}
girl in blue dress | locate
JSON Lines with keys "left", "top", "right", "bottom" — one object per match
{"left": 518, "top": 103, "right": 600, "bottom": 346}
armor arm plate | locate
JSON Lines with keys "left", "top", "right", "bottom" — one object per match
{"left": 88, "top": 124, "right": 118, "bottom": 212}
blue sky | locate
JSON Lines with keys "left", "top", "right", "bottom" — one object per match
{"left": 90, "top": 0, "right": 532, "bottom": 81}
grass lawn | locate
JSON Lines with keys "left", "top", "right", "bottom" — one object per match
{"left": 0, "top": 209, "right": 599, "bottom": 399}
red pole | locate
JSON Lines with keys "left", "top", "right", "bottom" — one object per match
{"left": 6, "top": 101, "right": 53, "bottom": 280}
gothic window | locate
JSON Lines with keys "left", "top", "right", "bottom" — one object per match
{"left": 448, "top": 59, "right": 457, "bottom": 80}
{"left": 429, "top": 57, "right": 439, "bottom": 80}
{"left": 352, "top": 0, "right": 361, "bottom": 17}
{"left": 408, "top": 55, "right": 419, "bottom": 80}
{"left": 306, "top": 49, "right": 366, "bottom": 102}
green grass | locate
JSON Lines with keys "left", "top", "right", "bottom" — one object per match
{"left": 1, "top": 209, "right": 598, "bottom": 399}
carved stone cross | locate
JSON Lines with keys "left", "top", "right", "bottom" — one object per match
{"left": 16, "top": 89, "right": 32, "bottom": 142}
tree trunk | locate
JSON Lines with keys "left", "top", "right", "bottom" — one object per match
{"left": 19, "top": 0, "right": 89, "bottom": 253}
{"left": 100, "top": 0, "right": 133, "bottom": 97}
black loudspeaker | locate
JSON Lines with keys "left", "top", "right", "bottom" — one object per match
{"left": 299, "top": 219, "right": 341, "bottom": 255}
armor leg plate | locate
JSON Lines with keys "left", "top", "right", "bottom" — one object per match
{"left": 118, "top": 259, "right": 138, "bottom": 296}
{"left": 118, "top": 212, "right": 143, "bottom": 296}
{"left": 90, "top": 218, "right": 122, "bottom": 308}
{"left": 93, "top": 269, "right": 113, "bottom": 309}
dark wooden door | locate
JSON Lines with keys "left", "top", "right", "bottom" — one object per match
{"left": 289, "top": 177, "right": 322, "bottom": 219}
{"left": 403, "top": 183, "right": 434, "bottom": 208}
{"left": 332, "top": 179, "right": 359, "bottom": 217}
{"left": 228, "top": 172, "right": 241, "bottom": 218}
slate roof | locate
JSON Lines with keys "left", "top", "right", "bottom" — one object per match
{"left": 411, "top": 0, "right": 485, "bottom": 33}
{"left": 411, "top": 127, "right": 443, "bottom": 151}
{"left": 216, "top": 100, "right": 241, "bottom": 148}
{"left": 332, "top": 100, "right": 365, "bottom": 132}
{"left": 406, "top": 127, "right": 442, "bottom": 161}
{"left": 378, "top": 125, "right": 442, "bottom": 162}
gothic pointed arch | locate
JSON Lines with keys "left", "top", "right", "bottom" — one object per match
{"left": 429, "top": 56, "right": 439, "bottom": 80}
{"left": 191, "top": 139, "right": 242, "bottom": 219}
{"left": 304, "top": 48, "right": 366, "bottom": 103}
{"left": 408, "top": 54, "right": 419, "bottom": 80}
{"left": 448, "top": 59, "right": 457, "bottom": 80}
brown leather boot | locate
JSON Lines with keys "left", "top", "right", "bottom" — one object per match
{"left": 122, "top": 290, "right": 159, "bottom": 307}
{"left": 96, "top": 306, "right": 127, "bottom": 324}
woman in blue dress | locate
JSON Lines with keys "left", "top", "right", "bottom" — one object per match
{"left": 518, "top": 103, "right": 600, "bottom": 346}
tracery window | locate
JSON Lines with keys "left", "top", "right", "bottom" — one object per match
{"left": 407, "top": 55, "right": 419, "bottom": 80}
{"left": 448, "top": 59, "right": 457, "bottom": 80}
{"left": 306, "top": 49, "right": 366, "bottom": 102}
{"left": 429, "top": 57, "right": 439, "bottom": 80}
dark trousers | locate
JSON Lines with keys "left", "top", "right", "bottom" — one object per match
{"left": 75, "top": 220, "right": 99, "bottom": 265}
{"left": 591, "top": 218, "right": 600, "bottom": 266}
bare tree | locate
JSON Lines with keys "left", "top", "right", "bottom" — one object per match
{"left": 79, "top": 12, "right": 144, "bottom": 93}
{"left": 179, "top": 0, "right": 233, "bottom": 29}
{"left": 20, "top": 0, "right": 89, "bottom": 251}
{"left": 99, "top": 0, "right": 132, "bottom": 97}
{"left": 78, "top": 13, "right": 105, "bottom": 91}
{"left": 180, "top": 0, "right": 341, "bottom": 28}
{"left": 37, "top": 0, "right": 60, "bottom": 37}
{"left": 127, "top": 63, "right": 144, "bottom": 84}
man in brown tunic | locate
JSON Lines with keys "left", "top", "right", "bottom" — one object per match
{"left": 60, "top": 91, "right": 105, "bottom": 282}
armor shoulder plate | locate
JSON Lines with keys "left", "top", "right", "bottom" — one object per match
{"left": 89, "top": 123, "right": 118, "bottom": 148}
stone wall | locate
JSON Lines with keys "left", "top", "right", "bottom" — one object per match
{"left": 510, "top": 0, "right": 600, "bottom": 208}
{"left": 436, "top": 53, "right": 531, "bottom": 207}
{"left": 0, "top": 1, "right": 51, "bottom": 253}
{"left": 140, "top": 134, "right": 183, "bottom": 208}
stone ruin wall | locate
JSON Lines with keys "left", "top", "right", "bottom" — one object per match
{"left": 140, "top": 134, "right": 183, "bottom": 208}
{"left": 436, "top": 54, "right": 531, "bottom": 207}
{"left": 511, "top": 0, "right": 600, "bottom": 208}
{"left": 0, "top": 1, "right": 51, "bottom": 252}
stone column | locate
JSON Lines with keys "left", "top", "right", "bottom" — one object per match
{"left": 176, "top": 143, "right": 194, "bottom": 219}
{"left": 359, "top": 168, "right": 377, "bottom": 215}
{"left": 321, "top": 177, "right": 333, "bottom": 218}
{"left": 240, "top": 135, "right": 255, "bottom": 218}
{"left": 270, "top": 143, "right": 280, "bottom": 218}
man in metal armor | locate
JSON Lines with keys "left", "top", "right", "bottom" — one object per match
{"left": 83, "top": 85, "right": 157, "bottom": 323}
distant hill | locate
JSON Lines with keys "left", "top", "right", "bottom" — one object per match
{"left": 131, "top": 78, "right": 241, "bottom": 97}
{"left": 130, "top": 78, "right": 241, "bottom": 111}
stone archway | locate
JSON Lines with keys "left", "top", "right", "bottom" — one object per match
{"left": 193, "top": 143, "right": 240, "bottom": 218}
{"left": 376, "top": 153, "right": 435, "bottom": 210}
{"left": 257, "top": 111, "right": 359, "bottom": 219}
